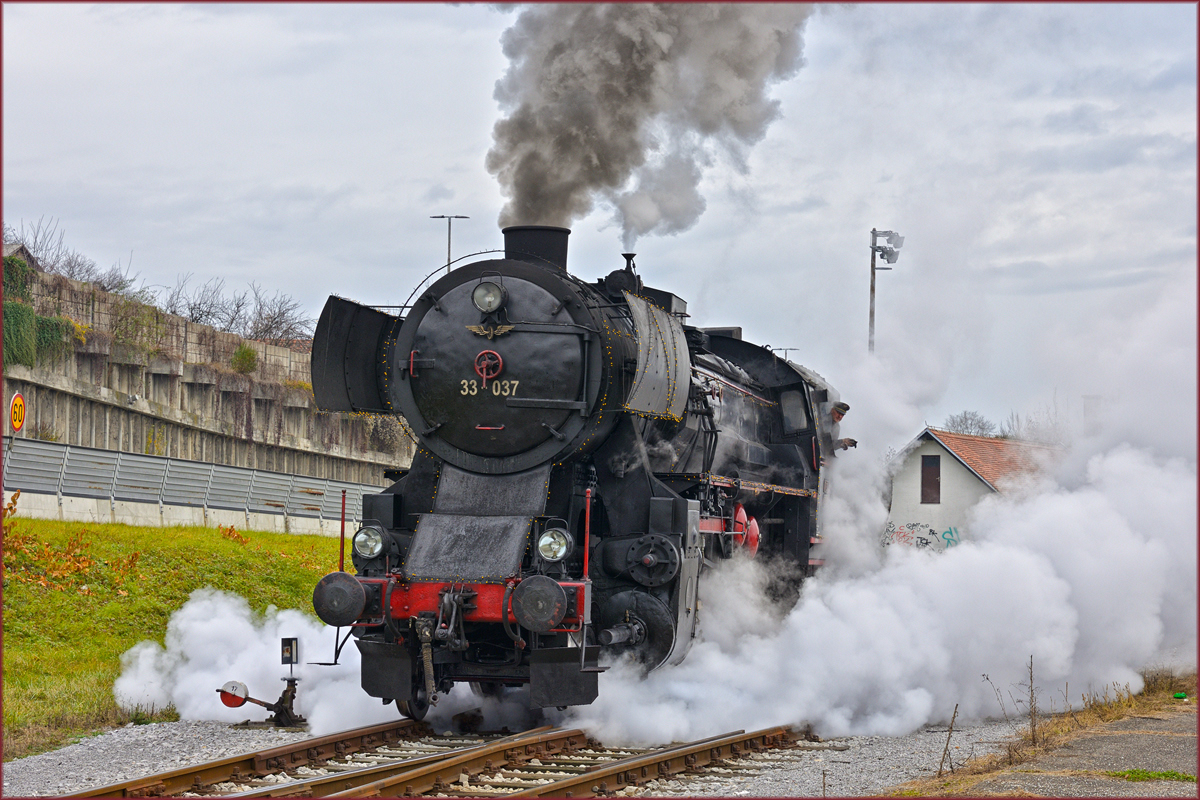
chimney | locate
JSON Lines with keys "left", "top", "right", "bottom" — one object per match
{"left": 503, "top": 225, "right": 570, "bottom": 270}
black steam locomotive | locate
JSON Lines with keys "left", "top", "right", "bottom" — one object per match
{"left": 310, "top": 226, "right": 843, "bottom": 718}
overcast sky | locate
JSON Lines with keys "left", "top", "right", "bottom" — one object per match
{"left": 4, "top": 3, "right": 1196, "bottom": 454}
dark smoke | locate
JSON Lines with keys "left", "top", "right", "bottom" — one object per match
{"left": 487, "top": 4, "right": 814, "bottom": 246}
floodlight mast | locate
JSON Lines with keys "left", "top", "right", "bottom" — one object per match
{"left": 868, "top": 228, "right": 903, "bottom": 354}
{"left": 431, "top": 215, "right": 469, "bottom": 275}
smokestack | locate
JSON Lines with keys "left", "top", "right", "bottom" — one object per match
{"left": 503, "top": 225, "right": 571, "bottom": 270}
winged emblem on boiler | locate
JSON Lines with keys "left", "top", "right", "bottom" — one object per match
{"left": 465, "top": 323, "right": 515, "bottom": 340}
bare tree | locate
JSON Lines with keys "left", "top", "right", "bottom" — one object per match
{"left": 223, "top": 288, "right": 252, "bottom": 335}
{"left": 162, "top": 274, "right": 247, "bottom": 331}
{"left": 944, "top": 410, "right": 997, "bottom": 437}
{"left": 1000, "top": 402, "right": 1066, "bottom": 445}
{"left": 6, "top": 216, "right": 148, "bottom": 298}
{"left": 158, "top": 275, "right": 310, "bottom": 343}
{"left": 8, "top": 215, "right": 313, "bottom": 346}
{"left": 243, "top": 281, "right": 315, "bottom": 346}
{"left": 9, "top": 216, "right": 69, "bottom": 268}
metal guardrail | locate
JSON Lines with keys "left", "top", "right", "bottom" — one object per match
{"left": 2, "top": 436, "right": 380, "bottom": 523}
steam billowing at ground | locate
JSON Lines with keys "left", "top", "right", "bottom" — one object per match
{"left": 114, "top": 429, "right": 1195, "bottom": 744}
{"left": 486, "top": 3, "right": 813, "bottom": 247}
{"left": 113, "top": 590, "right": 543, "bottom": 736}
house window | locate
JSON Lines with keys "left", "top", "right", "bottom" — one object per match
{"left": 921, "top": 455, "right": 940, "bottom": 504}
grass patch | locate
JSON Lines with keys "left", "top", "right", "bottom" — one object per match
{"left": 1106, "top": 769, "right": 1196, "bottom": 783}
{"left": 2, "top": 496, "right": 340, "bottom": 761}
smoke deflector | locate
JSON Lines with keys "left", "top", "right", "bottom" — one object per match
{"left": 623, "top": 291, "right": 690, "bottom": 420}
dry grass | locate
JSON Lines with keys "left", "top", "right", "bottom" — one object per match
{"left": 885, "top": 669, "right": 1197, "bottom": 796}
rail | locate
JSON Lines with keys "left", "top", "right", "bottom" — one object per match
{"left": 60, "top": 719, "right": 424, "bottom": 798}
{"left": 58, "top": 722, "right": 801, "bottom": 798}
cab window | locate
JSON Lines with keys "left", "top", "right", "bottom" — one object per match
{"left": 780, "top": 389, "right": 811, "bottom": 433}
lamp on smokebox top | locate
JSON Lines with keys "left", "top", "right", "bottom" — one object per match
{"left": 868, "top": 228, "right": 904, "bottom": 354}
{"left": 213, "top": 638, "right": 307, "bottom": 728}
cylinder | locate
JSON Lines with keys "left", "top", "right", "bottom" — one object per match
{"left": 598, "top": 620, "right": 646, "bottom": 646}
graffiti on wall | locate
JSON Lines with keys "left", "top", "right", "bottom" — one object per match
{"left": 881, "top": 521, "right": 961, "bottom": 551}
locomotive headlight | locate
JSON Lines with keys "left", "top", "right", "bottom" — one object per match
{"left": 537, "top": 528, "right": 573, "bottom": 562}
{"left": 472, "top": 281, "right": 507, "bottom": 313}
{"left": 353, "top": 527, "right": 384, "bottom": 559}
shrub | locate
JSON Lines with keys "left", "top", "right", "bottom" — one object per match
{"left": 231, "top": 342, "right": 258, "bottom": 375}
{"left": 29, "top": 422, "right": 61, "bottom": 442}
{"left": 3, "top": 300, "right": 36, "bottom": 367}
{"left": 3, "top": 304, "right": 81, "bottom": 367}
{"left": 35, "top": 314, "right": 73, "bottom": 362}
{"left": 109, "top": 294, "right": 166, "bottom": 355}
{"left": 3, "top": 256, "right": 35, "bottom": 302}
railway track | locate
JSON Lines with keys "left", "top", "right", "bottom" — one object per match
{"left": 62, "top": 721, "right": 803, "bottom": 798}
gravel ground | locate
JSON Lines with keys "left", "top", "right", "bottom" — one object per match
{"left": 2, "top": 722, "right": 312, "bottom": 797}
{"left": 638, "top": 719, "right": 1021, "bottom": 797}
{"left": 1, "top": 717, "right": 1020, "bottom": 797}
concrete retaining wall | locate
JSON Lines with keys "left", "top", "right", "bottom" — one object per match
{"left": 4, "top": 270, "right": 413, "bottom": 486}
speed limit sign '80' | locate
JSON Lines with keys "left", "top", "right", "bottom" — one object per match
{"left": 10, "top": 393, "right": 26, "bottom": 434}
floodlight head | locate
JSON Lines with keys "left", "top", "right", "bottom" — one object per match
{"left": 882, "top": 247, "right": 900, "bottom": 264}
{"left": 887, "top": 233, "right": 904, "bottom": 248}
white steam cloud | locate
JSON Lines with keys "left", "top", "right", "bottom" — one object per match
{"left": 486, "top": 3, "right": 813, "bottom": 247}
{"left": 113, "top": 589, "right": 542, "bottom": 736}
{"left": 566, "top": 445, "right": 1195, "bottom": 745}
{"left": 116, "top": 431, "right": 1194, "bottom": 745}
{"left": 115, "top": 590, "right": 394, "bottom": 734}
{"left": 115, "top": 271, "right": 1195, "bottom": 747}
{"left": 561, "top": 249, "right": 1197, "bottom": 745}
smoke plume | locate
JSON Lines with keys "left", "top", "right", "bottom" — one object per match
{"left": 486, "top": 4, "right": 813, "bottom": 246}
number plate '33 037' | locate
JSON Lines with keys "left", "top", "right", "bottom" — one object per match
{"left": 460, "top": 379, "right": 520, "bottom": 396}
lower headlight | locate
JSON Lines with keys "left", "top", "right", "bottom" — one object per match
{"left": 353, "top": 527, "right": 384, "bottom": 559}
{"left": 537, "top": 528, "right": 573, "bottom": 562}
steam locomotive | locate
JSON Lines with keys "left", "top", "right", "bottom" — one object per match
{"left": 310, "top": 225, "right": 844, "bottom": 718}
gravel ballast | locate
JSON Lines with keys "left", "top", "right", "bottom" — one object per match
{"left": 638, "top": 720, "right": 1021, "bottom": 797}
{"left": 2, "top": 717, "right": 1020, "bottom": 797}
{"left": 2, "top": 722, "right": 312, "bottom": 797}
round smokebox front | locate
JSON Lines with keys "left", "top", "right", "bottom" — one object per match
{"left": 396, "top": 263, "right": 590, "bottom": 472}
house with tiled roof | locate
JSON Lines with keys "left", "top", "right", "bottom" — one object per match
{"left": 882, "top": 428, "right": 1058, "bottom": 550}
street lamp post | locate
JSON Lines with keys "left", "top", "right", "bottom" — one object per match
{"left": 868, "top": 228, "right": 904, "bottom": 354}
{"left": 430, "top": 215, "right": 469, "bottom": 274}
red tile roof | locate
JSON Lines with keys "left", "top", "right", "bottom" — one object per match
{"left": 923, "top": 428, "right": 1059, "bottom": 492}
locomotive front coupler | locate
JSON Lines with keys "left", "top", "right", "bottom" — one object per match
{"left": 434, "top": 585, "right": 476, "bottom": 652}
